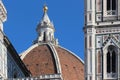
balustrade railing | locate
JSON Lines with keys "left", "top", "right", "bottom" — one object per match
{"left": 107, "top": 73, "right": 117, "bottom": 78}
{"left": 1, "top": 74, "right": 62, "bottom": 80}
{"left": 96, "top": 10, "right": 120, "bottom": 22}
{"left": 105, "top": 10, "right": 117, "bottom": 15}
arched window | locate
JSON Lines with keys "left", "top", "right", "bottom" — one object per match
{"left": 49, "top": 33, "right": 52, "bottom": 41}
{"left": 107, "top": 52, "right": 111, "bottom": 73}
{"left": 43, "top": 32, "right": 46, "bottom": 41}
{"left": 112, "top": 51, "right": 116, "bottom": 73}
{"left": 107, "top": 0, "right": 116, "bottom": 10}
{"left": 107, "top": 46, "right": 116, "bottom": 73}
{"left": 106, "top": 0, "right": 117, "bottom": 16}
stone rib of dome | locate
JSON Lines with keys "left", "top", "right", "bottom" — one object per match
{"left": 22, "top": 44, "right": 58, "bottom": 76}
{"left": 55, "top": 46, "right": 84, "bottom": 80}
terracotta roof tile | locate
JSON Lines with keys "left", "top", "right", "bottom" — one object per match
{"left": 23, "top": 45, "right": 57, "bottom": 76}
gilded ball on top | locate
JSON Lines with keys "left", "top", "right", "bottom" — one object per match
{"left": 43, "top": 5, "right": 48, "bottom": 13}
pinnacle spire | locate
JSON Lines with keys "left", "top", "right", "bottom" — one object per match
{"left": 41, "top": 5, "right": 51, "bottom": 26}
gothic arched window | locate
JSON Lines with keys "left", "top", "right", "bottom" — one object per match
{"left": 107, "top": 52, "right": 110, "bottom": 73}
{"left": 112, "top": 51, "right": 116, "bottom": 73}
{"left": 107, "top": 0, "right": 116, "bottom": 10}
{"left": 107, "top": 46, "right": 116, "bottom": 73}
{"left": 106, "top": 0, "right": 117, "bottom": 16}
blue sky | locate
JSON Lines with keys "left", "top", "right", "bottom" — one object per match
{"left": 3, "top": 0, "right": 84, "bottom": 60}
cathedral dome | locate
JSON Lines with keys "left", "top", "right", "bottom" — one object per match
{"left": 20, "top": 43, "right": 84, "bottom": 80}
{"left": 20, "top": 5, "right": 84, "bottom": 80}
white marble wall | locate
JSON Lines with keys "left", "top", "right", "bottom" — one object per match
{"left": 7, "top": 51, "right": 25, "bottom": 78}
{"left": 0, "top": 38, "right": 26, "bottom": 79}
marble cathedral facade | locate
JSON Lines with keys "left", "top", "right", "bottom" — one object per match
{"left": 0, "top": 0, "right": 30, "bottom": 79}
{"left": 84, "top": 0, "right": 120, "bottom": 80}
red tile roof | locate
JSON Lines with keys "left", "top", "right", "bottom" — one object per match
{"left": 22, "top": 44, "right": 84, "bottom": 80}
